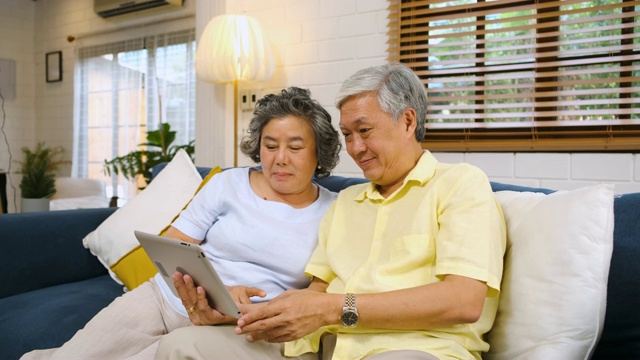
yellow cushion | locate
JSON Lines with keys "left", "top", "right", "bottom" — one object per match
{"left": 114, "top": 166, "right": 223, "bottom": 290}
{"left": 110, "top": 245, "right": 158, "bottom": 291}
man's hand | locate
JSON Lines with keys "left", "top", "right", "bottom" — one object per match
{"left": 171, "top": 271, "right": 265, "bottom": 326}
{"left": 234, "top": 289, "right": 342, "bottom": 343}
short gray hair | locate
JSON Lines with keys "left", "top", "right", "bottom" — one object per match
{"left": 240, "top": 87, "right": 341, "bottom": 178}
{"left": 335, "top": 63, "right": 428, "bottom": 141}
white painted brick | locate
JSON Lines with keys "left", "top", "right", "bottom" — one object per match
{"left": 571, "top": 153, "right": 632, "bottom": 181}
{"left": 338, "top": 12, "right": 379, "bottom": 38}
{"left": 541, "top": 180, "right": 599, "bottom": 192}
{"left": 356, "top": 0, "right": 388, "bottom": 13}
{"left": 281, "top": 65, "right": 303, "bottom": 86}
{"left": 318, "top": 38, "right": 357, "bottom": 62}
{"left": 267, "top": 23, "right": 302, "bottom": 47}
{"left": 261, "top": 67, "right": 302, "bottom": 91}
{"left": 464, "top": 153, "right": 514, "bottom": 178}
{"left": 327, "top": 107, "right": 341, "bottom": 129}
{"left": 285, "top": 0, "right": 319, "bottom": 23}
{"left": 319, "top": 0, "right": 357, "bottom": 18}
{"left": 337, "top": 60, "right": 367, "bottom": 82}
{"left": 489, "top": 178, "right": 541, "bottom": 189}
{"left": 4, "top": 0, "right": 639, "bottom": 206}
{"left": 229, "top": 0, "right": 289, "bottom": 13}
{"left": 515, "top": 153, "right": 570, "bottom": 179}
{"left": 302, "top": 18, "right": 339, "bottom": 42}
{"left": 282, "top": 43, "right": 319, "bottom": 66}
{"left": 376, "top": 10, "right": 389, "bottom": 34}
{"left": 432, "top": 152, "right": 464, "bottom": 164}
{"left": 301, "top": 63, "right": 339, "bottom": 85}
{"left": 307, "top": 84, "right": 341, "bottom": 108}
{"left": 614, "top": 182, "right": 640, "bottom": 195}
{"left": 337, "top": 58, "right": 387, "bottom": 82}
{"left": 355, "top": 34, "right": 387, "bottom": 59}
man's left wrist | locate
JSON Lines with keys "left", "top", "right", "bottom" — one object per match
{"left": 340, "top": 293, "right": 359, "bottom": 327}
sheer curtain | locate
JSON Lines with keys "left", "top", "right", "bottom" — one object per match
{"left": 73, "top": 29, "right": 196, "bottom": 203}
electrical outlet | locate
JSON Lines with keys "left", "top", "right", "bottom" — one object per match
{"left": 239, "top": 90, "right": 251, "bottom": 111}
{"left": 249, "top": 90, "right": 259, "bottom": 110}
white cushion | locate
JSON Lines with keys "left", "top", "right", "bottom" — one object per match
{"left": 486, "top": 184, "right": 615, "bottom": 360}
{"left": 82, "top": 149, "right": 202, "bottom": 286}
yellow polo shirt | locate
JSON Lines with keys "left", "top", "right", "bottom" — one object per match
{"left": 285, "top": 151, "right": 506, "bottom": 360}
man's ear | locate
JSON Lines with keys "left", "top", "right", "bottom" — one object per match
{"left": 401, "top": 107, "right": 418, "bottom": 136}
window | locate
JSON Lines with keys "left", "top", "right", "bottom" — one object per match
{"left": 388, "top": 0, "right": 640, "bottom": 151}
{"left": 73, "top": 29, "right": 196, "bottom": 201}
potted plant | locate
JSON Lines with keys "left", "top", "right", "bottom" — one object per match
{"left": 104, "top": 122, "right": 195, "bottom": 191}
{"left": 18, "top": 142, "right": 66, "bottom": 212}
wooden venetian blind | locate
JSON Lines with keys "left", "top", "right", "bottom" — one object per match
{"left": 388, "top": 0, "right": 640, "bottom": 152}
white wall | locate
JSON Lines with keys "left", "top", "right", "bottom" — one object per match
{"left": 0, "top": 0, "right": 195, "bottom": 212}
{"left": 197, "top": 0, "right": 640, "bottom": 195}
{"left": 204, "top": 0, "right": 389, "bottom": 170}
{"left": 0, "top": 0, "right": 36, "bottom": 213}
{"left": 0, "top": 0, "right": 638, "bottom": 214}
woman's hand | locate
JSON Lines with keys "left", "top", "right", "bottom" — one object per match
{"left": 172, "top": 272, "right": 264, "bottom": 326}
{"left": 235, "top": 289, "right": 342, "bottom": 343}
{"left": 227, "top": 285, "right": 267, "bottom": 305}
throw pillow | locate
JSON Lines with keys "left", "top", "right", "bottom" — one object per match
{"left": 485, "top": 184, "right": 615, "bottom": 360}
{"left": 82, "top": 149, "right": 203, "bottom": 290}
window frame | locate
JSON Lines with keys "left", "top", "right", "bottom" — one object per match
{"left": 74, "top": 29, "right": 196, "bottom": 201}
{"left": 388, "top": 0, "right": 640, "bottom": 152}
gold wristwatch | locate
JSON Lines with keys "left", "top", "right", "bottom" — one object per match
{"left": 340, "top": 293, "right": 359, "bottom": 327}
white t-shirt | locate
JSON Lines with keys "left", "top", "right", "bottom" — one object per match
{"left": 155, "top": 167, "right": 337, "bottom": 317}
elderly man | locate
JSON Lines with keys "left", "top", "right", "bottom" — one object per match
{"left": 156, "top": 63, "right": 506, "bottom": 360}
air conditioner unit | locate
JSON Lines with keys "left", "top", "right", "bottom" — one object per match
{"left": 94, "top": 0, "right": 183, "bottom": 19}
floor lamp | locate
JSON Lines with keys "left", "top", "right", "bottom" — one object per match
{"left": 195, "top": 14, "right": 274, "bottom": 166}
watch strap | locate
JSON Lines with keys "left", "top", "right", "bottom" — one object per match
{"left": 345, "top": 293, "right": 355, "bottom": 309}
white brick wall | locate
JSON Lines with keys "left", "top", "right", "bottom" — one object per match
{"left": 438, "top": 152, "right": 640, "bottom": 194}
{"left": 0, "top": 0, "right": 36, "bottom": 213}
{"left": 221, "top": 0, "right": 640, "bottom": 194}
{"left": 0, "top": 0, "right": 195, "bottom": 212}
{"left": 0, "top": 0, "right": 638, "bottom": 214}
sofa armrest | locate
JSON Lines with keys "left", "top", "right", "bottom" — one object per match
{"left": 0, "top": 207, "right": 117, "bottom": 299}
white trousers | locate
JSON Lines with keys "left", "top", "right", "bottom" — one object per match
{"left": 155, "top": 325, "right": 317, "bottom": 360}
{"left": 155, "top": 327, "right": 440, "bottom": 360}
{"left": 21, "top": 278, "right": 191, "bottom": 360}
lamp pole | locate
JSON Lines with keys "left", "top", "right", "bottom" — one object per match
{"left": 233, "top": 79, "right": 238, "bottom": 167}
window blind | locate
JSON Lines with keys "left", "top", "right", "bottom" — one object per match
{"left": 388, "top": 0, "right": 640, "bottom": 151}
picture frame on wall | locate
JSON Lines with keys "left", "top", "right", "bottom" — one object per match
{"left": 46, "top": 51, "right": 62, "bottom": 83}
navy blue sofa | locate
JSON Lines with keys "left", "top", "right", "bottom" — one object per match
{"left": 1, "top": 166, "right": 638, "bottom": 360}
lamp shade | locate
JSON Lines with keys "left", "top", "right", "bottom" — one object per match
{"left": 196, "top": 15, "right": 274, "bottom": 83}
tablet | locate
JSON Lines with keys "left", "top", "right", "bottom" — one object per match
{"left": 134, "top": 230, "right": 242, "bottom": 318}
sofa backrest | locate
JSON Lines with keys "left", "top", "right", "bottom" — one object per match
{"left": 150, "top": 162, "right": 640, "bottom": 359}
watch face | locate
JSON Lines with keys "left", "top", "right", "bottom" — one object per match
{"left": 341, "top": 310, "right": 358, "bottom": 327}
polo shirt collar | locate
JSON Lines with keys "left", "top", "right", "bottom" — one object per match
{"left": 355, "top": 151, "right": 438, "bottom": 201}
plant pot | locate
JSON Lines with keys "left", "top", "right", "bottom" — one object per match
{"left": 21, "top": 198, "right": 50, "bottom": 213}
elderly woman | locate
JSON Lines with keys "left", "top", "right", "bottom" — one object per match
{"left": 21, "top": 87, "right": 341, "bottom": 360}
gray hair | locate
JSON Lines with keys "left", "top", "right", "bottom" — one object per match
{"left": 240, "top": 87, "right": 341, "bottom": 178}
{"left": 335, "top": 63, "right": 428, "bottom": 141}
